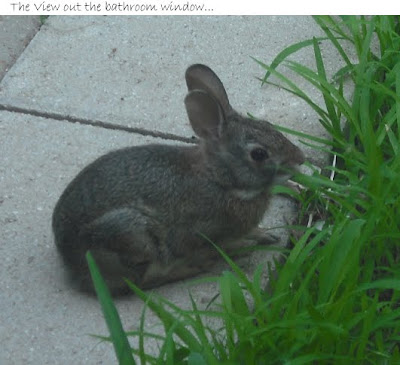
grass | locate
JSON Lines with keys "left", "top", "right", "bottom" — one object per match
{"left": 87, "top": 16, "right": 400, "bottom": 364}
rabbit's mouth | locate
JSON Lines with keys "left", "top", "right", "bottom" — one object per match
{"left": 274, "top": 164, "right": 302, "bottom": 183}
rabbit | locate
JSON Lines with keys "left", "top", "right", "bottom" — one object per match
{"left": 52, "top": 64, "right": 305, "bottom": 296}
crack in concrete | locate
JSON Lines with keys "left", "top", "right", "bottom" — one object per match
{"left": 0, "top": 102, "right": 198, "bottom": 144}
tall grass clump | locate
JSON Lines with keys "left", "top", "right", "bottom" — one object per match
{"left": 88, "top": 16, "right": 400, "bottom": 364}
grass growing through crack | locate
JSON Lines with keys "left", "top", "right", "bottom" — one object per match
{"left": 87, "top": 16, "right": 400, "bottom": 364}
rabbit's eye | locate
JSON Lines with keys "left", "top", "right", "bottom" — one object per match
{"left": 250, "top": 148, "right": 269, "bottom": 162}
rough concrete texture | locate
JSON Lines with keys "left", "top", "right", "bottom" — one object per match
{"left": 1, "top": 16, "right": 342, "bottom": 364}
{"left": 0, "top": 16, "right": 350, "bottom": 165}
{"left": 0, "top": 16, "right": 41, "bottom": 81}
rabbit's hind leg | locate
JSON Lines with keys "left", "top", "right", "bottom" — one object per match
{"left": 75, "top": 207, "right": 160, "bottom": 295}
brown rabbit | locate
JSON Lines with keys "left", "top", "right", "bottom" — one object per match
{"left": 52, "top": 64, "right": 305, "bottom": 295}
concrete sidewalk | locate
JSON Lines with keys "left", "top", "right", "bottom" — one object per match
{"left": 1, "top": 16, "right": 336, "bottom": 364}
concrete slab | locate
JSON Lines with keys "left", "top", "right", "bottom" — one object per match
{"left": 0, "top": 15, "right": 41, "bottom": 82}
{"left": 0, "top": 16, "right": 345, "bottom": 166}
{"left": 1, "top": 110, "right": 299, "bottom": 364}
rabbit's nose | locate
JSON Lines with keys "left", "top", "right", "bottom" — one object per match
{"left": 294, "top": 148, "right": 306, "bottom": 166}
{"left": 279, "top": 146, "right": 305, "bottom": 168}
{"left": 286, "top": 141, "right": 305, "bottom": 166}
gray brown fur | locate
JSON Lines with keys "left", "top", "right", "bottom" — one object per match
{"left": 52, "top": 64, "right": 305, "bottom": 295}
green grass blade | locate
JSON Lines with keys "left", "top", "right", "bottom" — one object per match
{"left": 395, "top": 62, "right": 400, "bottom": 138}
{"left": 197, "top": 234, "right": 257, "bottom": 299}
{"left": 357, "top": 278, "right": 400, "bottom": 292}
{"left": 260, "top": 37, "right": 328, "bottom": 83}
{"left": 273, "top": 124, "right": 335, "bottom": 146}
{"left": 313, "top": 16, "right": 354, "bottom": 68}
{"left": 124, "top": 281, "right": 202, "bottom": 352}
{"left": 312, "top": 37, "right": 339, "bottom": 130}
{"left": 317, "top": 220, "right": 365, "bottom": 304}
{"left": 285, "top": 60, "right": 356, "bottom": 129}
{"left": 86, "top": 251, "right": 136, "bottom": 365}
{"left": 220, "top": 271, "right": 250, "bottom": 317}
{"left": 137, "top": 296, "right": 150, "bottom": 365}
{"left": 252, "top": 57, "right": 335, "bottom": 128}
{"left": 186, "top": 291, "right": 217, "bottom": 359}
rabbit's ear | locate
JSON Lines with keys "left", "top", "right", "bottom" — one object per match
{"left": 185, "top": 90, "right": 224, "bottom": 140}
{"left": 185, "top": 64, "right": 232, "bottom": 115}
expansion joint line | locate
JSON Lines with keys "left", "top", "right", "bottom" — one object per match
{"left": 0, "top": 103, "right": 197, "bottom": 144}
